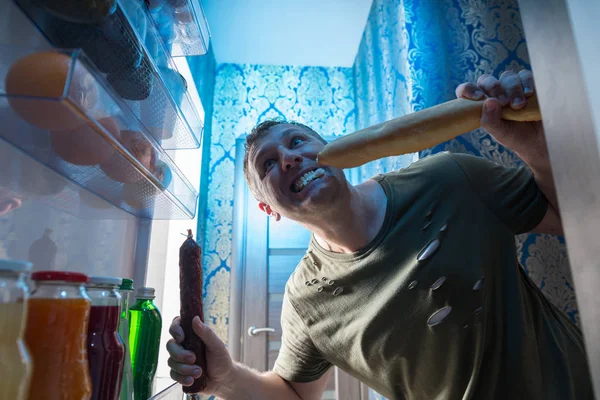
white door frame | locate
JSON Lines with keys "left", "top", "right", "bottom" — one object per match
{"left": 230, "top": 137, "right": 368, "bottom": 399}
{"left": 518, "top": 0, "right": 600, "bottom": 396}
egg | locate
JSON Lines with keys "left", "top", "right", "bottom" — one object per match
{"left": 100, "top": 130, "right": 157, "bottom": 184}
{"left": 50, "top": 117, "right": 121, "bottom": 166}
{"left": 5, "top": 51, "right": 98, "bottom": 131}
{"left": 122, "top": 160, "right": 171, "bottom": 211}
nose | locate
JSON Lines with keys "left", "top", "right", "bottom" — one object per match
{"left": 281, "top": 149, "right": 303, "bottom": 171}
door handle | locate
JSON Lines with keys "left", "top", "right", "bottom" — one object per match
{"left": 247, "top": 326, "right": 275, "bottom": 336}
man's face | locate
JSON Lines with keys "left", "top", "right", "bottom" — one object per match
{"left": 248, "top": 124, "right": 347, "bottom": 220}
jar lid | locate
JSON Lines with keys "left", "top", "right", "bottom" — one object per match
{"left": 0, "top": 259, "right": 32, "bottom": 272}
{"left": 136, "top": 286, "right": 155, "bottom": 299}
{"left": 119, "top": 278, "right": 134, "bottom": 291}
{"left": 88, "top": 276, "right": 123, "bottom": 286}
{"left": 31, "top": 270, "right": 89, "bottom": 283}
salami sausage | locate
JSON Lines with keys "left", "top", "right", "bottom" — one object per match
{"left": 179, "top": 229, "right": 208, "bottom": 393}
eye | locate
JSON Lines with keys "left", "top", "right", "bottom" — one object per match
{"left": 264, "top": 159, "right": 276, "bottom": 171}
{"left": 291, "top": 137, "right": 304, "bottom": 147}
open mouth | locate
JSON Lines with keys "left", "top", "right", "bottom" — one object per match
{"left": 291, "top": 168, "right": 325, "bottom": 193}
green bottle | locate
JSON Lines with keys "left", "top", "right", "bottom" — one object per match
{"left": 129, "top": 287, "right": 162, "bottom": 400}
{"left": 118, "top": 279, "right": 135, "bottom": 400}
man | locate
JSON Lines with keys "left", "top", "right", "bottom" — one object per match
{"left": 166, "top": 70, "right": 593, "bottom": 399}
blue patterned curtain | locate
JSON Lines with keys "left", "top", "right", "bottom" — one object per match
{"left": 352, "top": 1, "right": 576, "bottom": 398}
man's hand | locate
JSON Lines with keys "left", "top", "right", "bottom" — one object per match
{"left": 455, "top": 69, "right": 547, "bottom": 163}
{"left": 455, "top": 70, "right": 563, "bottom": 235}
{"left": 167, "top": 316, "right": 233, "bottom": 395}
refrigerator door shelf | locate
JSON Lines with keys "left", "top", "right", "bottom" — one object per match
{"left": 14, "top": 0, "right": 204, "bottom": 151}
{"left": 0, "top": 45, "right": 198, "bottom": 220}
{"left": 145, "top": 0, "right": 211, "bottom": 57}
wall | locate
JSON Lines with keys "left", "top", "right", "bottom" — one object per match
{"left": 202, "top": 64, "right": 356, "bottom": 340}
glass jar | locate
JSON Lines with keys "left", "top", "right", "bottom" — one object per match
{"left": 86, "top": 276, "right": 126, "bottom": 400}
{"left": 0, "top": 259, "right": 33, "bottom": 400}
{"left": 25, "top": 270, "right": 92, "bottom": 400}
{"left": 118, "top": 278, "right": 135, "bottom": 400}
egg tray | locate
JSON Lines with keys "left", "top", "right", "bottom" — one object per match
{"left": 0, "top": 46, "right": 198, "bottom": 220}
{"left": 14, "top": 0, "right": 204, "bottom": 151}
{"left": 146, "top": 0, "right": 211, "bottom": 57}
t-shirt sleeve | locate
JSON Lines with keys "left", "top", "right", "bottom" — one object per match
{"left": 445, "top": 152, "right": 548, "bottom": 234}
{"left": 272, "top": 291, "right": 332, "bottom": 383}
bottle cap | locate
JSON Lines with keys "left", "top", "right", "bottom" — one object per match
{"left": 31, "top": 270, "right": 89, "bottom": 283}
{"left": 136, "top": 286, "right": 155, "bottom": 299}
{"left": 88, "top": 276, "right": 123, "bottom": 286}
{"left": 119, "top": 278, "right": 134, "bottom": 291}
{"left": 0, "top": 259, "right": 32, "bottom": 273}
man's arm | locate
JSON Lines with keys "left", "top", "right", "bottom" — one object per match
{"left": 522, "top": 159, "right": 563, "bottom": 236}
{"left": 166, "top": 317, "right": 330, "bottom": 400}
{"left": 215, "top": 364, "right": 332, "bottom": 400}
{"left": 456, "top": 69, "right": 563, "bottom": 236}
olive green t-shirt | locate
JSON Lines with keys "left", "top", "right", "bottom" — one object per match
{"left": 272, "top": 152, "right": 593, "bottom": 400}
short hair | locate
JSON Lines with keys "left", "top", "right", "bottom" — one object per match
{"left": 243, "top": 118, "right": 326, "bottom": 201}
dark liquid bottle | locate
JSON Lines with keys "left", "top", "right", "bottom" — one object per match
{"left": 86, "top": 276, "right": 126, "bottom": 400}
{"left": 129, "top": 287, "right": 162, "bottom": 400}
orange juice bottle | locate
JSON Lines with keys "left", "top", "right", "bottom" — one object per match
{"left": 25, "top": 271, "right": 92, "bottom": 400}
{"left": 0, "top": 259, "right": 33, "bottom": 400}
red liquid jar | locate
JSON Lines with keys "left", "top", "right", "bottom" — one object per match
{"left": 86, "top": 276, "right": 126, "bottom": 400}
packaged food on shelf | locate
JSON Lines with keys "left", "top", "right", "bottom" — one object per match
{"left": 16, "top": 0, "right": 204, "bottom": 150}
{"left": 0, "top": 45, "right": 198, "bottom": 219}
{"left": 0, "top": 259, "right": 33, "bottom": 400}
{"left": 25, "top": 271, "right": 93, "bottom": 399}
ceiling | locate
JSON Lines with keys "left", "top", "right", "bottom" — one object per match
{"left": 201, "top": 0, "right": 374, "bottom": 67}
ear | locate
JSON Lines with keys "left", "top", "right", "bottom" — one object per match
{"left": 258, "top": 202, "right": 281, "bottom": 221}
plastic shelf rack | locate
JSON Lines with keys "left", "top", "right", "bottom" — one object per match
{"left": 145, "top": 0, "right": 211, "bottom": 57}
{"left": 14, "top": 0, "right": 204, "bottom": 150}
{"left": 0, "top": 45, "right": 198, "bottom": 219}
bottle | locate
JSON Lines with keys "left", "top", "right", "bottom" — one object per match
{"left": 86, "top": 276, "right": 126, "bottom": 400}
{"left": 25, "top": 270, "right": 92, "bottom": 400}
{"left": 118, "top": 278, "right": 135, "bottom": 400}
{"left": 0, "top": 259, "right": 33, "bottom": 400}
{"left": 129, "top": 287, "right": 162, "bottom": 400}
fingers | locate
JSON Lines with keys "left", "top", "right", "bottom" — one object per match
{"left": 518, "top": 69, "right": 535, "bottom": 97}
{"left": 169, "top": 316, "right": 185, "bottom": 343}
{"left": 192, "top": 316, "right": 227, "bottom": 352}
{"left": 481, "top": 98, "right": 511, "bottom": 141}
{"left": 166, "top": 338, "right": 196, "bottom": 364}
{"left": 500, "top": 70, "right": 525, "bottom": 109}
{"left": 170, "top": 370, "right": 195, "bottom": 387}
{"left": 455, "top": 82, "right": 485, "bottom": 100}
{"left": 168, "top": 357, "right": 203, "bottom": 378}
{"left": 477, "top": 74, "right": 508, "bottom": 106}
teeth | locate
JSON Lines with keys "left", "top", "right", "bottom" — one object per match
{"left": 293, "top": 168, "right": 325, "bottom": 192}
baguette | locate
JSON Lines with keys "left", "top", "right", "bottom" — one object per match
{"left": 317, "top": 95, "right": 541, "bottom": 169}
